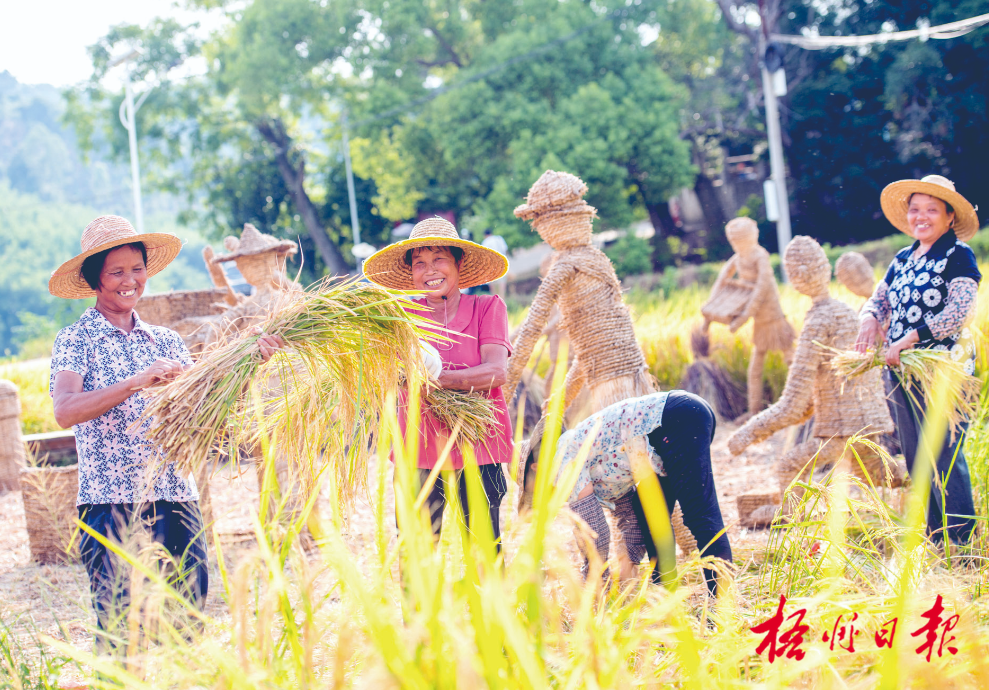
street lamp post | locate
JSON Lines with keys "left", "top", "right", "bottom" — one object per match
{"left": 759, "top": 34, "right": 793, "bottom": 277}
{"left": 108, "top": 49, "right": 152, "bottom": 233}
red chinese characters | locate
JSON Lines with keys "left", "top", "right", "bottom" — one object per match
{"left": 751, "top": 594, "right": 810, "bottom": 663}
{"left": 911, "top": 594, "right": 960, "bottom": 662}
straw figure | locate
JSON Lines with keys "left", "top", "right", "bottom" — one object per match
{"left": 196, "top": 225, "right": 305, "bottom": 540}
{"left": 835, "top": 251, "right": 876, "bottom": 305}
{"left": 702, "top": 217, "right": 795, "bottom": 416}
{"left": 0, "top": 380, "right": 25, "bottom": 493}
{"left": 508, "top": 170, "right": 697, "bottom": 557}
{"left": 728, "top": 236, "right": 905, "bottom": 500}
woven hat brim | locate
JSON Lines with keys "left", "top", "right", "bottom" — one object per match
{"left": 514, "top": 200, "right": 597, "bottom": 221}
{"left": 48, "top": 233, "right": 183, "bottom": 299}
{"left": 880, "top": 180, "right": 979, "bottom": 242}
{"left": 212, "top": 241, "right": 298, "bottom": 263}
{"left": 362, "top": 237, "right": 508, "bottom": 290}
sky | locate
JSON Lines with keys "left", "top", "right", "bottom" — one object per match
{"left": 0, "top": 0, "right": 218, "bottom": 87}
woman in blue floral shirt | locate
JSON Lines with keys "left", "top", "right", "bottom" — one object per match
{"left": 518, "top": 391, "right": 731, "bottom": 595}
{"left": 855, "top": 176, "right": 981, "bottom": 544}
{"left": 49, "top": 215, "right": 284, "bottom": 652}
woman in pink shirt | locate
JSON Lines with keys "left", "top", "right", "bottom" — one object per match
{"left": 364, "top": 217, "right": 512, "bottom": 546}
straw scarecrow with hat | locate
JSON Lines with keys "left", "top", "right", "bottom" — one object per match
{"left": 729, "top": 236, "right": 904, "bottom": 502}
{"left": 508, "top": 170, "right": 698, "bottom": 560}
{"left": 856, "top": 175, "right": 981, "bottom": 543}
{"left": 702, "top": 217, "right": 795, "bottom": 417}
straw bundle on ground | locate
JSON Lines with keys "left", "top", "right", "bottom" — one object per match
{"left": 737, "top": 493, "right": 781, "bottom": 529}
{"left": 20, "top": 464, "right": 79, "bottom": 563}
{"left": 678, "top": 328, "right": 747, "bottom": 422}
{"left": 0, "top": 380, "right": 25, "bottom": 492}
{"left": 828, "top": 346, "right": 980, "bottom": 436}
{"left": 138, "top": 277, "right": 434, "bottom": 505}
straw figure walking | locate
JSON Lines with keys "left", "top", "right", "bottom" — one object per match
{"left": 508, "top": 170, "right": 697, "bottom": 558}
{"left": 728, "top": 236, "right": 905, "bottom": 503}
{"left": 702, "top": 217, "right": 795, "bottom": 416}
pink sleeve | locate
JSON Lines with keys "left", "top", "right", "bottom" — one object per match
{"left": 477, "top": 295, "right": 512, "bottom": 356}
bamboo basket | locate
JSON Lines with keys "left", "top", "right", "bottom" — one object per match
{"left": 20, "top": 464, "right": 80, "bottom": 563}
{"left": 700, "top": 278, "right": 754, "bottom": 325}
{"left": 0, "top": 380, "right": 24, "bottom": 492}
{"left": 136, "top": 288, "right": 232, "bottom": 328}
{"left": 737, "top": 492, "right": 781, "bottom": 529}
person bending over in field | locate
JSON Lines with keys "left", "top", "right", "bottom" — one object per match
{"left": 518, "top": 391, "right": 732, "bottom": 595}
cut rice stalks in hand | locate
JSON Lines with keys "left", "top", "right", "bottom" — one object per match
{"left": 822, "top": 343, "right": 980, "bottom": 436}
{"left": 398, "top": 373, "right": 499, "bottom": 451}
{"left": 136, "top": 277, "right": 436, "bottom": 504}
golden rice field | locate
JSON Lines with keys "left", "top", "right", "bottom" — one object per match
{"left": 1, "top": 269, "right": 989, "bottom": 688}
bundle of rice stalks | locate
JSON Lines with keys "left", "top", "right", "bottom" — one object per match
{"left": 824, "top": 344, "right": 980, "bottom": 434}
{"left": 138, "top": 277, "right": 435, "bottom": 502}
{"left": 417, "top": 381, "right": 499, "bottom": 451}
{"left": 678, "top": 326, "right": 747, "bottom": 421}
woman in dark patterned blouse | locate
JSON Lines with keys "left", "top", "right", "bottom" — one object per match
{"left": 855, "top": 176, "right": 981, "bottom": 544}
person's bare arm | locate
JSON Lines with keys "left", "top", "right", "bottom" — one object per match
{"left": 437, "top": 344, "right": 509, "bottom": 391}
{"left": 52, "top": 360, "right": 182, "bottom": 428}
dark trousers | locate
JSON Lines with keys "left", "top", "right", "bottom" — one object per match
{"left": 886, "top": 371, "right": 976, "bottom": 543}
{"left": 78, "top": 500, "right": 209, "bottom": 652}
{"left": 417, "top": 464, "right": 508, "bottom": 550}
{"left": 628, "top": 391, "right": 732, "bottom": 595}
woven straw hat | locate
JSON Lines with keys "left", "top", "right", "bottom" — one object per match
{"left": 211, "top": 223, "right": 297, "bottom": 263}
{"left": 49, "top": 215, "right": 182, "bottom": 299}
{"left": 363, "top": 217, "right": 508, "bottom": 290}
{"left": 514, "top": 170, "right": 597, "bottom": 221}
{"left": 880, "top": 175, "right": 979, "bottom": 242}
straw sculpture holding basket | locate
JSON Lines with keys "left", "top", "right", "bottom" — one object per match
{"left": 508, "top": 170, "right": 698, "bottom": 558}
{"left": 728, "top": 236, "right": 904, "bottom": 502}
{"left": 363, "top": 217, "right": 514, "bottom": 547}
{"left": 702, "top": 217, "right": 795, "bottom": 416}
{"left": 854, "top": 175, "right": 981, "bottom": 544}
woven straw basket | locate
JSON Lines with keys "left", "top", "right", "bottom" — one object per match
{"left": 20, "top": 465, "right": 80, "bottom": 563}
{"left": 0, "top": 381, "right": 24, "bottom": 492}
{"left": 737, "top": 492, "right": 781, "bottom": 529}
{"left": 701, "top": 279, "right": 754, "bottom": 325}
{"left": 136, "top": 288, "right": 232, "bottom": 329}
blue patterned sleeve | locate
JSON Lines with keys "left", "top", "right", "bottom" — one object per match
{"left": 49, "top": 325, "right": 90, "bottom": 396}
{"left": 167, "top": 329, "right": 194, "bottom": 367}
{"left": 861, "top": 280, "right": 891, "bottom": 328}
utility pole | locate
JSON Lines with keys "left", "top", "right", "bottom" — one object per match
{"left": 109, "top": 49, "right": 152, "bottom": 233}
{"left": 341, "top": 111, "right": 361, "bottom": 247}
{"left": 759, "top": 30, "right": 793, "bottom": 275}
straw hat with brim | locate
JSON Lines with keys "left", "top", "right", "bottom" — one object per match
{"left": 211, "top": 223, "right": 298, "bottom": 263}
{"left": 363, "top": 217, "right": 508, "bottom": 290}
{"left": 49, "top": 215, "right": 182, "bottom": 299}
{"left": 514, "top": 169, "right": 595, "bottom": 221}
{"left": 880, "top": 175, "right": 979, "bottom": 242}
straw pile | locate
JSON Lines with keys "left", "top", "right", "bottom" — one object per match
{"left": 20, "top": 464, "right": 79, "bottom": 563}
{"left": 137, "top": 277, "right": 434, "bottom": 503}
{"left": 828, "top": 346, "right": 980, "bottom": 435}
{"left": 135, "top": 288, "right": 231, "bottom": 328}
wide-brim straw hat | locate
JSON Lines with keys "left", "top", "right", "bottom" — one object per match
{"left": 880, "top": 175, "right": 979, "bottom": 242}
{"left": 49, "top": 215, "right": 182, "bottom": 299}
{"left": 211, "top": 223, "right": 298, "bottom": 263}
{"left": 363, "top": 217, "right": 508, "bottom": 290}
